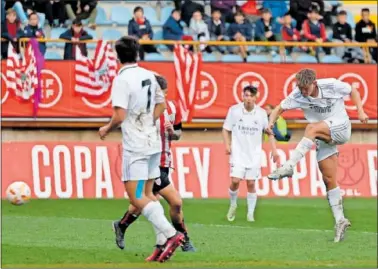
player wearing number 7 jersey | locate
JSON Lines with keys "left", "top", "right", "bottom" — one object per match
{"left": 266, "top": 69, "right": 369, "bottom": 243}
{"left": 98, "top": 36, "right": 184, "bottom": 263}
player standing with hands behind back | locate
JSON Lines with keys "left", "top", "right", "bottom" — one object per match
{"left": 223, "top": 86, "right": 279, "bottom": 222}
{"left": 267, "top": 68, "right": 369, "bottom": 242}
{"left": 98, "top": 36, "right": 184, "bottom": 262}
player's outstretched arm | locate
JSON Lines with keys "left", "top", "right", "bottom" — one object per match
{"left": 99, "top": 107, "right": 126, "bottom": 140}
{"left": 350, "top": 88, "right": 369, "bottom": 123}
{"left": 266, "top": 104, "right": 284, "bottom": 135}
{"left": 267, "top": 134, "right": 279, "bottom": 163}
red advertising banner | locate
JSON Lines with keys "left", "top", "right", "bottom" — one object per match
{"left": 2, "top": 142, "right": 377, "bottom": 199}
{"left": 1, "top": 61, "right": 377, "bottom": 120}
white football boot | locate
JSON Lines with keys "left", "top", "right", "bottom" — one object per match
{"left": 334, "top": 218, "right": 351, "bottom": 242}
{"left": 268, "top": 164, "right": 294, "bottom": 180}
{"left": 227, "top": 204, "right": 237, "bottom": 222}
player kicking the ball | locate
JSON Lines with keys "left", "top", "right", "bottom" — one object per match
{"left": 99, "top": 36, "right": 184, "bottom": 262}
{"left": 112, "top": 75, "right": 196, "bottom": 258}
{"left": 223, "top": 86, "right": 279, "bottom": 222}
{"left": 267, "top": 68, "right": 369, "bottom": 242}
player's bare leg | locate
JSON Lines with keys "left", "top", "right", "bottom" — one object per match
{"left": 159, "top": 185, "right": 196, "bottom": 252}
{"left": 246, "top": 180, "right": 257, "bottom": 222}
{"left": 269, "top": 121, "right": 331, "bottom": 179}
{"left": 319, "top": 155, "right": 351, "bottom": 242}
{"left": 227, "top": 178, "right": 240, "bottom": 221}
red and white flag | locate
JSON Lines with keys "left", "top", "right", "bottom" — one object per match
{"left": 74, "top": 40, "right": 117, "bottom": 97}
{"left": 6, "top": 42, "right": 38, "bottom": 100}
{"left": 173, "top": 44, "right": 202, "bottom": 122}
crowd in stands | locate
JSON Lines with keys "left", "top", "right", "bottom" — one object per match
{"left": 1, "top": 0, "right": 377, "bottom": 63}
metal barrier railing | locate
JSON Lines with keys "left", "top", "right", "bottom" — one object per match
{"left": 2, "top": 38, "right": 377, "bottom": 63}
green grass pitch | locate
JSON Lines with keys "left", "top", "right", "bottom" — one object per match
{"left": 2, "top": 198, "right": 377, "bottom": 268}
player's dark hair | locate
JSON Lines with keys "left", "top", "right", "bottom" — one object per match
{"left": 243, "top": 86, "right": 258, "bottom": 96}
{"left": 155, "top": 75, "right": 168, "bottom": 90}
{"left": 361, "top": 8, "right": 370, "bottom": 13}
{"left": 115, "top": 36, "right": 139, "bottom": 64}
{"left": 134, "top": 6, "right": 143, "bottom": 14}
{"left": 28, "top": 12, "right": 38, "bottom": 19}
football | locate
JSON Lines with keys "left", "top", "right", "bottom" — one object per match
{"left": 6, "top": 181, "right": 31, "bottom": 205}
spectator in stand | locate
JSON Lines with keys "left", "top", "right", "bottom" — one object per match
{"left": 289, "top": 0, "right": 324, "bottom": 31}
{"left": 355, "top": 8, "right": 377, "bottom": 61}
{"left": 281, "top": 12, "right": 301, "bottom": 53}
{"left": 236, "top": 0, "right": 261, "bottom": 23}
{"left": 34, "top": 0, "right": 66, "bottom": 28}
{"left": 207, "top": 9, "right": 228, "bottom": 54}
{"left": 227, "top": 11, "right": 252, "bottom": 61}
{"left": 262, "top": 0, "right": 288, "bottom": 24}
{"left": 11, "top": 0, "right": 35, "bottom": 24}
{"left": 181, "top": 0, "right": 205, "bottom": 26}
{"left": 302, "top": 7, "right": 330, "bottom": 55}
{"left": 23, "top": 12, "right": 46, "bottom": 55}
{"left": 1, "top": 8, "right": 23, "bottom": 58}
{"left": 210, "top": 0, "right": 236, "bottom": 23}
{"left": 255, "top": 8, "right": 282, "bottom": 42}
{"left": 128, "top": 6, "right": 159, "bottom": 61}
{"left": 333, "top": 10, "right": 364, "bottom": 63}
{"left": 60, "top": 18, "right": 93, "bottom": 60}
{"left": 65, "top": 0, "right": 97, "bottom": 30}
{"left": 189, "top": 10, "right": 210, "bottom": 52}
{"left": 163, "top": 9, "right": 184, "bottom": 51}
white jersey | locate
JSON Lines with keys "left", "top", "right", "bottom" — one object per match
{"left": 223, "top": 103, "right": 268, "bottom": 168}
{"left": 111, "top": 64, "right": 165, "bottom": 155}
{"left": 281, "top": 78, "right": 352, "bottom": 123}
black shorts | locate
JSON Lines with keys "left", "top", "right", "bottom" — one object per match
{"left": 153, "top": 167, "right": 171, "bottom": 194}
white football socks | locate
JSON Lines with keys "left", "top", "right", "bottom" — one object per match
{"left": 287, "top": 137, "right": 314, "bottom": 167}
{"left": 229, "top": 188, "right": 239, "bottom": 207}
{"left": 152, "top": 225, "right": 167, "bottom": 246}
{"left": 247, "top": 192, "right": 257, "bottom": 215}
{"left": 327, "top": 187, "right": 345, "bottom": 223}
{"left": 142, "top": 201, "right": 176, "bottom": 239}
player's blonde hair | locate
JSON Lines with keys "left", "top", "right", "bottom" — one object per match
{"left": 295, "top": 69, "right": 317, "bottom": 87}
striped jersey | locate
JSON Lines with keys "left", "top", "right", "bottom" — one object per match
{"left": 159, "top": 100, "right": 182, "bottom": 168}
{"left": 280, "top": 78, "right": 352, "bottom": 123}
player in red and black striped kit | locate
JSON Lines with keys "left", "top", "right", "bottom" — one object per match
{"left": 112, "top": 75, "right": 196, "bottom": 260}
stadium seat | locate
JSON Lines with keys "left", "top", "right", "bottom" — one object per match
{"left": 95, "top": 6, "right": 112, "bottom": 25}
{"left": 102, "top": 29, "right": 122, "bottom": 41}
{"left": 272, "top": 55, "right": 293, "bottom": 63}
{"left": 48, "top": 27, "right": 66, "bottom": 48}
{"left": 153, "top": 30, "right": 169, "bottom": 51}
{"left": 320, "top": 55, "right": 344, "bottom": 63}
{"left": 144, "top": 53, "right": 170, "bottom": 62}
{"left": 221, "top": 54, "right": 244, "bottom": 62}
{"left": 44, "top": 51, "right": 62, "bottom": 60}
{"left": 111, "top": 6, "right": 132, "bottom": 25}
{"left": 246, "top": 54, "right": 270, "bottom": 63}
{"left": 346, "top": 11, "right": 356, "bottom": 29}
{"left": 143, "top": 6, "right": 161, "bottom": 26}
{"left": 161, "top": 6, "right": 174, "bottom": 24}
{"left": 84, "top": 28, "right": 97, "bottom": 49}
{"left": 295, "top": 54, "right": 318, "bottom": 63}
{"left": 37, "top": 12, "right": 45, "bottom": 28}
{"left": 202, "top": 53, "right": 217, "bottom": 62}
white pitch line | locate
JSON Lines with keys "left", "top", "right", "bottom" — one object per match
{"left": 4, "top": 215, "right": 378, "bottom": 235}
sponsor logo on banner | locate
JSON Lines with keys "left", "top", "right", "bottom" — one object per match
{"left": 1, "top": 72, "right": 9, "bottom": 104}
{"left": 2, "top": 142, "right": 376, "bottom": 199}
{"left": 283, "top": 73, "right": 297, "bottom": 98}
{"left": 38, "top": 70, "right": 63, "bottom": 108}
{"left": 195, "top": 71, "right": 218, "bottom": 110}
{"left": 338, "top": 73, "right": 368, "bottom": 110}
{"left": 233, "top": 72, "right": 268, "bottom": 106}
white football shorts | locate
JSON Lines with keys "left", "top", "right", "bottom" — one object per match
{"left": 122, "top": 151, "right": 161, "bottom": 181}
{"left": 230, "top": 164, "right": 261, "bottom": 180}
{"left": 316, "top": 118, "right": 352, "bottom": 162}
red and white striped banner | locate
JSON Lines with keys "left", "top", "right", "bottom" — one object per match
{"left": 74, "top": 40, "right": 117, "bottom": 97}
{"left": 173, "top": 44, "right": 202, "bottom": 122}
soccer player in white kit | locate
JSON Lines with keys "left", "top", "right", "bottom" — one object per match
{"left": 98, "top": 37, "right": 184, "bottom": 262}
{"left": 223, "top": 86, "right": 279, "bottom": 222}
{"left": 267, "top": 68, "right": 369, "bottom": 242}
